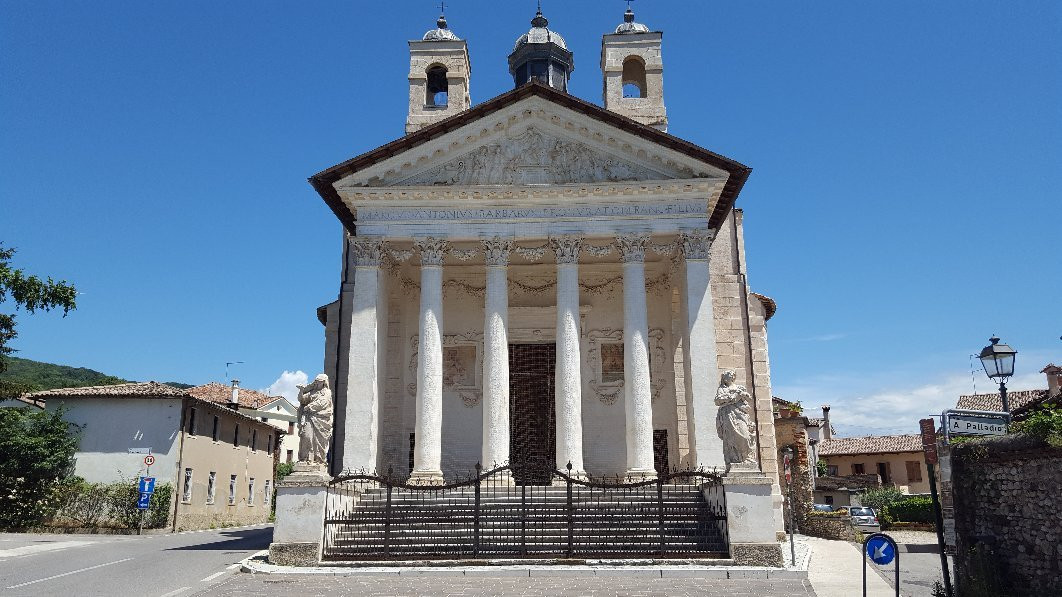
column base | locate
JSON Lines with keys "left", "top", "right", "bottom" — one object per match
{"left": 407, "top": 470, "right": 445, "bottom": 486}
{"left": 624, "top": 468, "right": 658, "bottom": 482}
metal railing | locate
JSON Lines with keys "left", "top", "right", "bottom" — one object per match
{"left": 322, "top": 462, "right": 727, "bottom": 561}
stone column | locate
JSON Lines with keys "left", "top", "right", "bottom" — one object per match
{"left": 409, "top": 237, "right": 449, "bottom": 485}
{"left": 617, "top": 233, "right": 656, "bottom": 479}
{"left": 680, "top": 231, "right": 725, "bottom": 471}
{"left": 342, "top": 237, "right": 385, "bottom": 474}
{"left": 551, "top": 236, "right": 586, "bottom": 478}
{"left": 481, "top": 237, "right": 513, "bottom": 476}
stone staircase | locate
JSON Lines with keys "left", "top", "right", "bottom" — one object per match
{"left": 323, "top": 484, "right": 728, "bottom": 560}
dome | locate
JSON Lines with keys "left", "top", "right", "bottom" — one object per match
{"left": 513, "top": 11, "right": 567, "bottom": 50}
{"left": 614, "top": 7, "right": 650, "bottom": 34}
{"left": 423, "top": 14, "right": 460, "bottom": 41}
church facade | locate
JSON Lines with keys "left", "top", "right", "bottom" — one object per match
{"left": 312, "top": 8, "right": 782, "bottom": 530}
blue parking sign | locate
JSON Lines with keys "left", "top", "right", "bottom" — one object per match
{"left": 138, "top": 476, "right": 156, "bottom": 494}
{"left": 137, "top": 492, "right": 152, "bottom": 510}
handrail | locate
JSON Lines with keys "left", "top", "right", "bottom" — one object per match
{"left": 330, "top": 462, "right": 724, "bottom": 488}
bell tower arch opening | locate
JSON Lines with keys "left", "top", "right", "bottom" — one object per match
{"left": 601, "top": 6, "right": 668, "bottom": 131}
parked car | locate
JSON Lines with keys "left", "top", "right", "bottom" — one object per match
{"left": 849, "top": 506, "right": 880, "bottom": 531}
{"left": 813, "top": 504, "right": 834, "bottom": 512}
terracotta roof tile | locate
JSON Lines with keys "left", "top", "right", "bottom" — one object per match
{"left": 25, "top": 382, "right": 188, "bottom": 398}
{"left": 818, "top": 434, "right": 922, "bottom": 456}
{"left": 955, "top": 389, "right": 1046, "bottom": 413}
{"left": 187, "top": 383, "right": 281, "bottom": 410}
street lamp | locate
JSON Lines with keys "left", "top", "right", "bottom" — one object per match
{"left": 979, "top": 336, "right": 1017, "bottom": 412}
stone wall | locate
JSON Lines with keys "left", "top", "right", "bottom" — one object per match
{"left": 773, "top": 417, "right": 813, "bottom": 530}
{"left": 802, "top": 512, "right": 858, "bottom": 542}
{"left": 951, "top": 435, "right": 1062, "bottom": 597}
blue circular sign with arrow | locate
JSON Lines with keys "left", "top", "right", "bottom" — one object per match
{"left": 866, "top": 534, "right": 897, "bottom": 566}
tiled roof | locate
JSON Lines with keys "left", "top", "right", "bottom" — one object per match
{"left": 955, "top": 389, "right": 1047, "bottom": 413}
{"left": 818, "top": 434, "right": 922, "bottom": 456}
{"left": 187, "top": 382, "right": 281, "bottom": 410}
{"left": 25, "top": 382, "right": 189, "bottom": 399}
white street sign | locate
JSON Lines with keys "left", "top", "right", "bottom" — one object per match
{"left": 948, "top": 415, "right": 1006, "bottom": 436}
{"left": 127, "top": 447, "right": 152, "bottom": 454}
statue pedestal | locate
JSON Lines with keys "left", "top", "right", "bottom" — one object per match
{"left": 721, "top": 468, "right": 784, "bottom": 567}
{"left": 268, "top": 463, "right": 330, "bottom": 566}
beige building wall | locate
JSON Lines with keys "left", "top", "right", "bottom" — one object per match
{"left": 174, "top": 401, "right": 277, "bottom": 531}
{"left": 821, "top": 452, "right": 929, "bottom": 494}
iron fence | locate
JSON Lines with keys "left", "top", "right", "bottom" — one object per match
{"left": 322, "top": 462, "right": 727, "bottom": 561}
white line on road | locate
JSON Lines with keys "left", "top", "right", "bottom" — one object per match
{"left": 158, "top": 587, "right": 190, "bottom": 597}
{"left": 227, "top": 563, "right": 241, "bottom": 569}
{"left": 0, "top": 540, "right": 96, "bottom": 558}
{"left": 6, "top": 557, "right": 134, "bottom": 589}
{"left": 200, "top": 570, "right": 229, "bottom": 582}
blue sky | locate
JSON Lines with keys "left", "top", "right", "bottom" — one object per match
{"left": 2, "top": 1, "right": 1059, "bottom": 433}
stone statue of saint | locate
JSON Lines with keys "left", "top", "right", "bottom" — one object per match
{"left": 715, "top": 370, "right": 758, "bottom": 472}
{"left": 296, "top": 374, "right": 333, "bottom": 465}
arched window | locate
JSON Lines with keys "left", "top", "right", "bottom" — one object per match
{"left": 622, "top": 57, "right": 647, "bottom": 99}
{"left": 426, "top": 65, "right": 448, "bottom": 107}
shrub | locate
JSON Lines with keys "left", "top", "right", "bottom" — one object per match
{"left": 860, "top": 486, "right": 904, "bottom": 512}
{"left": 49, "top": 479, "right": 172, "bottom": 529}
{"left": 889, "top": 495, "right": 933, "bottom": 523}
{"left": 1012, "top": 404, "right": 1062, "bottom": 448}
{"left": 0, "top": 406, "right": 80, "bottom": 528}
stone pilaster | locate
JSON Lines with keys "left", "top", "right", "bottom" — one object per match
{"left": 481, "top": 237, "right": 513, "bottom": 477}
{"left": 617, "top": 233, "right": 655, "bottom": 479}
{"left": 551, "top": 236, "right": 586, "bottom": 478}
{"left": 269, "top": 463, "right": 329, "bottom": 566}
{"left": 343, "top": 237, "right": 385, "bottom": 474}
{"left": 409, "top": 237, "right": 449, "bottom": 485}
{"left": 679, "top": 230, "right": 725, "bottom": 471}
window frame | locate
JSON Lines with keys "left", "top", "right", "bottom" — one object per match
{"left": 182, "top": 468, "right": 193, "bottom": 503}
{"left": 206, "top": 471, "right": 217, "bottom": 505}
{"left": 228, "top": 474, "right": 237, "bottom": 505}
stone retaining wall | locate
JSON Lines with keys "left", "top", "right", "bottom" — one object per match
{"left": 801, "top": 512, "right": 858, "bottom": 542}
{"left": 951, "top": 435, "right": 1062, "bottom": 596}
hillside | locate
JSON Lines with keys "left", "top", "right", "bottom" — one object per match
{"left": 0, "top": 356, "right": 128, "bottom": 394}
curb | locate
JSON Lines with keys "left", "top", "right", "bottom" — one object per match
{"left": 239, "top": 550, "right": 810, "bottom": 580}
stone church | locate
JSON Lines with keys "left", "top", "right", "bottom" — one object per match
{"left": 312, "top": 8, "right": 782, "bottom": 529}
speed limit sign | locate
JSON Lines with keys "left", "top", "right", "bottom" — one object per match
{"left": 144, "top": 455, "right": 155, "bottom": 466}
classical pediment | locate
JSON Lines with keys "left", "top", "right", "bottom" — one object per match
{"left": 393, "top": 125, "right": 672, "bottom": 186}
{"left": 333, "top": 95, "right": 728, "bottom": 191}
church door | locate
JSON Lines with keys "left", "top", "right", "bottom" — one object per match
{"left": 508, "top": 343, "right": 557, "bottom": 485}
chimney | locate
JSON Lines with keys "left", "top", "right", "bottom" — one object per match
{"left": 230, "top": 379, "right": 241, "bottom": 410}
{"left": 821, "top": 405, "right": 832, "bottom": 440}
{"left": 1043, "top": 364, "right": 1061, "bottom": 398}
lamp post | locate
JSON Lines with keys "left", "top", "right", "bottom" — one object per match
{"left": 978, "top": 337, "right": 1017, "bottom": 413}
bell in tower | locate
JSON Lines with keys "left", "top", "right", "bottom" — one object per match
{"left": 508, "top": 8, "right": 573, "bottom": 92}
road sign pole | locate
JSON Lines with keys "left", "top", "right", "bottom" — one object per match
{"left": 927, "top": 461, "right": 953, "bottom": 596}
{"left": 787, "top": 479, "right": 796, "bottom": 565}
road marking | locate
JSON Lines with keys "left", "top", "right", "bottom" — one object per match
{"left": 200, "top": 570, "right": 229, "bottom": 582}
{"left": 0, "top": 540, "right": 96, "bottom": 558}
{"left": 6, "top": 557, "right": 133, "bottom": 589}
{"left": 158, "top": 587, "right": 190, "bottom": 597}
{"left": 226, "top": 563, "right": 241, "bottom": 569}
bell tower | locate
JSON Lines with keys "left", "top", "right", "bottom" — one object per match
{"left": 406, "top": 12, "right": 471, "bottom": 134}
{"left": 508, "top": 8, "right": 573, "bottom": 92}
{"left": 601, "top": 6, "right": 667, "bottom": 131}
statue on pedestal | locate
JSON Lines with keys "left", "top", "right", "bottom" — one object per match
{"left": 715, "top": 370, "right": 758, "bottom": 472}
{"left": 296, "top": 374, "right": 333, "bottom": 465}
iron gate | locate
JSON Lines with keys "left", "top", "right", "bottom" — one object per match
{"left": 322, "top": 463, "right": 728, "bottom": 561}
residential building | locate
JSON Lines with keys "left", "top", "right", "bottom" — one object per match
{"left": 955, "top": 363, "right": 1060, "bottom": 420}
{"left": 27, "top": 382, "right": 278, "bottom": 530}
{"left": 817, "top": 434, "right": 929, "bottom": 494}
{"left": 188, "top": 381, "right": 299, "bottom": 464}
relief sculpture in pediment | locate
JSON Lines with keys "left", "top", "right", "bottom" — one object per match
{"left": 397, "top": 126, "right": 668, "bottom": 186}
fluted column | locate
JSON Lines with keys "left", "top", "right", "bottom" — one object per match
{"left": 341, "top": 237, "right": 385, "bottom": 474}
{"left": 617, "top": 234, "right": 656, "bottom": 479}
{"left": 551, "top": 236, "right": 586, "bottom": 478}
{"left": 481, "top": 237, "right": 513, "bottom": 476}
{"left": 679, "top": 231, "right": 724, "bottom": 471}
{"left": 409, "top": 237, "right": 449, "bottom": 485}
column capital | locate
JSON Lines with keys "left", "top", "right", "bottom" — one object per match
{"left": 482, "top": 237, "right": 514, "bottom": 267}
{"left": 616, "top": 233, "right": 650, "bottom": 263}
{"left": 680, "top": 231, "right": 715, "bottom": 261}
{"left": 550, "top": 236, "right": 582, "bottom": 264}
{"left": 348, "top": 237, "right": 383, "bottom": 267}
{"left": 414, "top": 237, "right": 451, "bottom": 266}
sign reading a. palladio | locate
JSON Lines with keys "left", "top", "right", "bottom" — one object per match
{"left": 948, "top": 415, "right": 1007, "bottom": 436}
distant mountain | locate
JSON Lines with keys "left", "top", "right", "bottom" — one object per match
{"left": 0, "top": 356, "right": 193, "bottom": 398}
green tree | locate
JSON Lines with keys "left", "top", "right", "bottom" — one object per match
{"left": 0, "top": 406, "right": 81, "bottom": 527}
{"left": 0, "top": 243, "right": 78, "bottom": 373}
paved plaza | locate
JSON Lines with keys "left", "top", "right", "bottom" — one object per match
{"left": 198, "top": 574, "right": 818, "bottom": 596}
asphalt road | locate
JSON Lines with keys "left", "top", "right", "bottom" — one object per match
{"left": 0, "top": 524, "right": 272, "bottom": 597}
